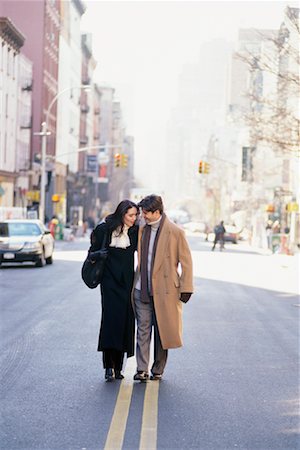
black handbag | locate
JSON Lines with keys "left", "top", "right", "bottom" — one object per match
{"left": 81, "top": 232, "right": 108, "bottom": 289}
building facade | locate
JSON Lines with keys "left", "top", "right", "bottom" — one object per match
{"left": 15, "top": 53, "right": 33, "bottom": 208}
{"left": 0, "top": 0, "right": 61, "bottom": 221}
{"left": 0, "top": 1, "right": 134, "bottom": 226}
{"left": 0, "top": 17, "right": 25, "bottom": 207}
{"left": 55, "top": 0, "right": 86, "bottom": 222}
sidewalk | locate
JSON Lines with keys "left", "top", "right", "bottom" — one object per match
{"left": 189, "top": 236, "right": 300, "bottom": 295}
{"left": 245, "top": 241, "right": 299, "bottom": 271}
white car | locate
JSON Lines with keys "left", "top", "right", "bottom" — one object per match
{"left": 0, "top": 219, "right": 54, "bottom": 267}
{"left": 183, "top": 221, "right": 206, "bottom": 233}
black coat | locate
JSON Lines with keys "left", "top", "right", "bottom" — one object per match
{"left": 89, "top": 222, "right": 138, "bottom": 357}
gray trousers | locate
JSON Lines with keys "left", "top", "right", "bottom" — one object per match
{"left": 134, "top": 288, "right": 168, "bottom": 375}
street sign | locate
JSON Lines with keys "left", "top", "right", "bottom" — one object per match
{"left": 98, "top": 164, "right": 108, "bottom": 183}
{"left": 27, "top": 210, "right": 38, "bottom": 219}
{"left": 86, "top": 155, "right": 97, "bottom": 172}
{"left": 98, "top": 151, "right": 109, "bottom": 164}
{"left": 287, "top": 202, "right": 299, "bottom": 212}
{"left": 26, "top": 191, "right": 40, "bottom": 201}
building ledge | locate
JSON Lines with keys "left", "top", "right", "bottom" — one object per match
{"left": 0, "top": 17, "right": 25, "bottom": 50}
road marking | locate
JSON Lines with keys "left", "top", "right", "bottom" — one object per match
{"left": 139, "top": 379, "right": 160, "bottom": 450}
{"left": 103, "top": 339, "right": 159, "bottom": 450}
{"left": 103, "top": 356, "right": 136, "bottom": 450}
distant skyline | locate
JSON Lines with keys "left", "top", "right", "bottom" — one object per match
{"left": 82, "top": 1, "right": 297, "bottom": 189}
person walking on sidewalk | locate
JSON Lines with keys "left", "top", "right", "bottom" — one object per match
{"left": 132, "top": 195, "right": 193, "bottom": 382}
{"left": 211, "top": 220, "right": 226, "bottom": 251}
{"left": 88, "top": 200, "right": 138, "bottom": 381}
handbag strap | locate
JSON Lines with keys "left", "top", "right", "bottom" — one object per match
{"left": 88, "top": 228, "right": 108, "bottom": 256}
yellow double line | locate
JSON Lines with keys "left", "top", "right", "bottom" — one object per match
{"left": 104, "top": 356, "right": 160, "bottom": 450}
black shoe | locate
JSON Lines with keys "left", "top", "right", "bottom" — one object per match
{"left": 115, "top": 370, "right": 124, "bottom": 380}
{"left": 150, "top": 373, "right": 162, "bottom": 381}
{"left": 105, "top": 368, "right": 115, "bottom": 382}
{"left": 133, "top": 371, "right": 149, "bottom": 382}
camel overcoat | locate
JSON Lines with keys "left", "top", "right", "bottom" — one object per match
{"left": 132, "top": 216, "right": 194, "bottom": 349}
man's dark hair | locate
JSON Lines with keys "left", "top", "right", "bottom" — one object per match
{"left": 138, "top": 195, "right": 164, "bottom": 214}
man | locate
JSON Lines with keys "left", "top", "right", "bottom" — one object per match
{"left": 132, "top": 195, "right": 193, "bottom": 381}
{"left": 211, "top": 220, "right": 226, "bottom": 251}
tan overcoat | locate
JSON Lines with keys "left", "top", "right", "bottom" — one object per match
{"left": 132, "top": 216, "right": 194, "bottom": 349}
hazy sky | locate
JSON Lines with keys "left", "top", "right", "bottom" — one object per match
{"left": 81, "top": 0, "right": 297, "bottom": 188}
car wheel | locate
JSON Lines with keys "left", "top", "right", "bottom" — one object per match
{"left": 46, "top": 255, "right": 53, "bottom": 265}
{"left": 36, "top": 250, "right": 46, "bottom": 267}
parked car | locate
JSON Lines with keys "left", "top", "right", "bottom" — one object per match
{"left": 207, "top": 225, "right": 239, "bottom": 244}
{"left": 166, "top": 209, "right": 190, "bottom": 225}
{"left": 0, "top": 219, "right": 54, "bottom": 267}
{"left": 224, "top": 225, "right": 239, "bottom": 244}
{"left": 183, "top": 221, "right": 207, "bottom": 233}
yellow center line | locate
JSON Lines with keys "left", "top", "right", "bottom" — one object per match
{"left": 103, "top": 356, "right": 136, "bottom": 450}
{"left": 139, "top": 379, "right": 160, "bottom": 450}
{"left": 103, "top": 339, "right": 159, "bottom": 450}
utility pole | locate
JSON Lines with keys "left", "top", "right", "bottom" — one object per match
{"left": 34, "top": 122, "right": 51, "bottom": 222}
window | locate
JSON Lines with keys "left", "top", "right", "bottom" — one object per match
{"left": 241, "top": 147, "right": 255, "bottom": 182}
{"left": 4, "top": 222, "right": 42, "bottom": 236}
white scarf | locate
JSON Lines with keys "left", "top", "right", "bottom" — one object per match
{"left": 109, "top": 225, "right": 130, "bottom": 249}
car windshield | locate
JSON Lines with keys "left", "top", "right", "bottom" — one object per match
{"left": 0, "top": 223, "right": 41, "bottom": 237}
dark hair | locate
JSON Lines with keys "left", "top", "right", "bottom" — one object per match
{"left": 105, "top": 199, "right": 138, "bottom": 234}
{"left": 138, "top": 194, "right": 164, "bottom": 214}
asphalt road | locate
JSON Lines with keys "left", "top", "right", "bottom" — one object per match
{"left": 0, "top": 236, "right": 299, "bottom": 450}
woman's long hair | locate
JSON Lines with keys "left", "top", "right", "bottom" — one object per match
{"left": 105, "top": 199, "right": 138, "bottom": 235}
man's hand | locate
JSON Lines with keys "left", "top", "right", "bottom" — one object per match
{"left": 180, "top": 293, "right": 192, "bottom": 303}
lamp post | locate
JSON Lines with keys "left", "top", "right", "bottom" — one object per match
{"left": 36, "top": 84, "right": 91, "bottom": 222}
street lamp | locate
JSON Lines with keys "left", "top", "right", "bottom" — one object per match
{"left": 36, "top": 84, "right": 91, "bottom": 222}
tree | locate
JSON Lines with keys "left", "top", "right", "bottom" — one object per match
{"left": 234, "top": 7, "right": 299, "bottom": 155}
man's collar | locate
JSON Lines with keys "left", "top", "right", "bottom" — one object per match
{"left": 147, "top": 215, "right": 162, "bottom": 226}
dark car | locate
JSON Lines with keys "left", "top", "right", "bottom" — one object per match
{"left": 0, "top": 219, "right": 54, "bottom": 267}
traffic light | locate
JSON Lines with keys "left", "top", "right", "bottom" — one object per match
{"left": 204, "top": 162, "right": 210, "bottom": 174}
{"left": 121, "top": 153, "right": 128, "bottom": 168}
{"left": 114, "top": 153, "right": 121, "bottom": 168}
{"left": 198, "top": 160, "right": 210, "bottom": 174}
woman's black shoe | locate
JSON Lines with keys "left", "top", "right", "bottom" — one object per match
{"left": 115, "top": 370, "right": 124, "bottom": 380}
{"left": 105, "top": 368, "right": 115, "bottom": 382}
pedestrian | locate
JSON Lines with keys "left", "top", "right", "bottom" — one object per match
{"left": 132, "top": 194, "right": 193, "bottom": 382}
{"left": 88, "top": 199, "right": 139, "bottom": 382}
{"left": 204, "top": 222, "right": 210, "bottom": 241}
{"left": 272, "top": 220, "right": 280, "bottom": 234}
{"left": 49, "top": 215, "right": 58, "bottom": 238}
{"left": 211, "top": 220, "right": 226, "bottom": 251}
{"left": 266, "top": 220, "right": 272, "bottom": 249}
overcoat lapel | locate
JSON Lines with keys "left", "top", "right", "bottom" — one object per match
{"left": 153, "top": 220, "right": 170, "bottom": 276}
{"left": 136, "top": 225, "right": 144, "bottom": 271}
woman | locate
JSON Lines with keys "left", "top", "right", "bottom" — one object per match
{"left": 88, "top": 200, "right": 138, "bottom": 381}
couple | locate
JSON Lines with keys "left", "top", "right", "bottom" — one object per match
{"left": 88, "top": 195, "right": 194, "bottom": 382}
